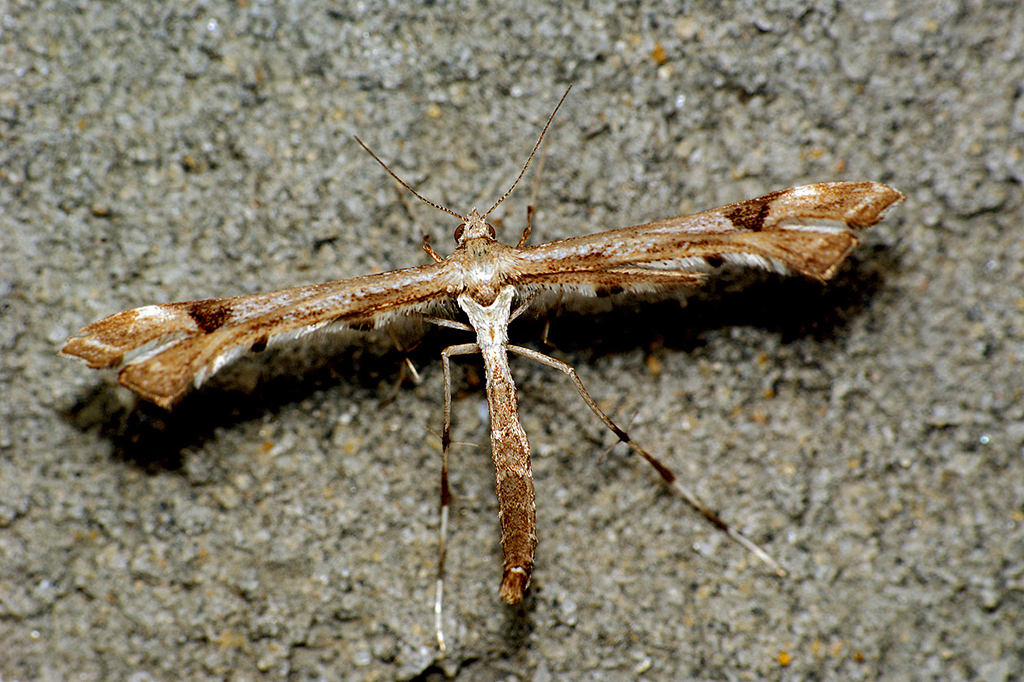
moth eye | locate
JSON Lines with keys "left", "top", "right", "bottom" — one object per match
{"left": 454, "top": 223, "right": 466, "bottom": 241}
{"left": 486, "top": 223, "right": 496, "bottom": 239}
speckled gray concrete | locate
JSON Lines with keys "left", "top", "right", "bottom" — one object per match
{"left": 3, "top": 1, "right": 1022, "bottom": 681}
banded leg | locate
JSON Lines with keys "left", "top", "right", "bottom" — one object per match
{"left": 508, "top": 344, "right": 787, "bottom": 577}
{"left": 434, "top": 342, "right": 480, "bottom": 651}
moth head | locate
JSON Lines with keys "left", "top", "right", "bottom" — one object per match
{"left": 454, "top": 208, "right": 497, "bottom": 244}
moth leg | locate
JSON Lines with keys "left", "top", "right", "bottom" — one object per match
{"left": 435, "top": 342, "right": 480, "bottom": 652}
{"left": 509, "top": 290, "right": 540, "bottom": 324}
{"left": 377, "top": 330, "right": 423, "bottom": 406}
{"left": 422, "top": 315, "right": 474, "bottom": 333}
{"left": 540, "top": 319, "right": 552, "bottom": 347}
{"left": 515, "top": 205, "right": 534, "bottom": 248}
{"left": 421, "top": 234, "right": 444, "bottom": 263}
{"left": 507, "top": 344, "right": 787, "bottom": 578}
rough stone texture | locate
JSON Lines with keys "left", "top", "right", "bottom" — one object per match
{"left": 2, "top": 1, "right": 1022, "bottom": 680}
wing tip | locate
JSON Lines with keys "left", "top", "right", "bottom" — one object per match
{"left": 847, "top": 182, "right": 905, "bottom": 229}
{"left": 60, "top": 336, "right": 125, "bottom": 370}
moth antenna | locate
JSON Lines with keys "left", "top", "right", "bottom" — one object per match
{"left": 482, "top": 85, "right": 572, "bottom": 221}
{"left": 354, "top": 136, "right": 465, "bottom": 222}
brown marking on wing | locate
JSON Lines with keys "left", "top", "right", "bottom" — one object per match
{"left": 188, "top": 299, "right": 233, "bottom": 334}
{"left": 722, "top": 193, "right": 774, "bottom": 231}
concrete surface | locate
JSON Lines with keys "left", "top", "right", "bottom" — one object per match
{"left": 2, "top": 1, "right": 1022, "bottom": 680}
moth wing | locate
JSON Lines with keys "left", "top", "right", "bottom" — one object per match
{"left": 62, "top": 262, "right": 455, "bottom": 408}
{"left": 512, "top": 182, "right": 903, "bottom": 309}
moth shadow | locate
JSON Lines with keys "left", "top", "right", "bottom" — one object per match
{"left": 532, "top": 244, "right": 896, "bottom": 358}
{"left": 60, "top": 335, "right": 442, "bottom": 473}
{"left": 502, "top": 593, "right": 535, "bottom": 651}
